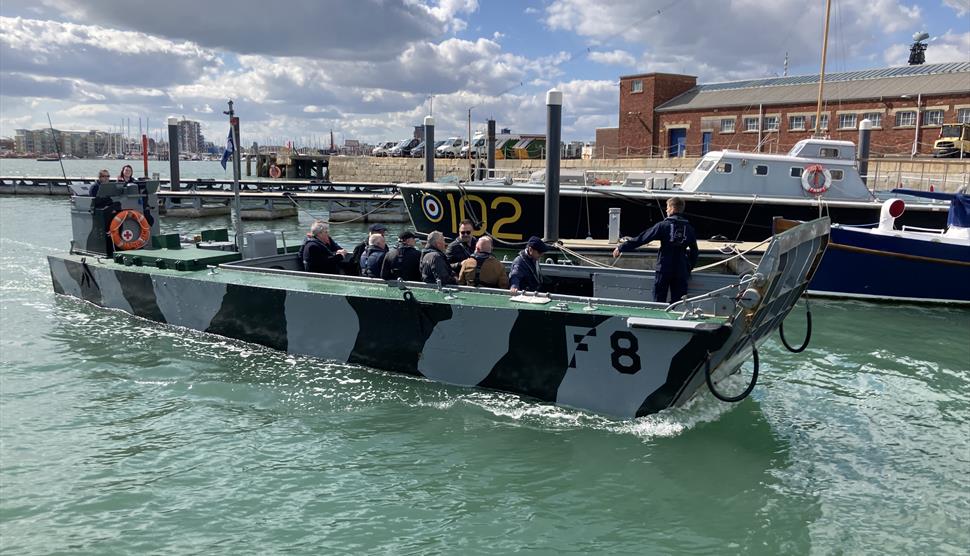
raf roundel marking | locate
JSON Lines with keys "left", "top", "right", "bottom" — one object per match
{"left": 422, "top": 193, "right": 444, "bottom": 223}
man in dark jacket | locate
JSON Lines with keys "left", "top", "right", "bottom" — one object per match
{"left": 509, "top": 236, "right": 549, "bottom": 294}
{"left": 420, "top": 231, "right": 456, "bottom": 285}
{"left": 299, "top": 220, "right": 347, "bottom": 274}
{"left": 612, "top": 196, "right": 698, "bottom": 303}
{"left": 445, "top": 219, "right": 477, "bottom": 266}
{"left": 349, "top": 223, "right": 387, "bottom": 275}
{"left": 359, "top": 233, "right": 388, "bottom": 278}
{"left": 381, "top": 230, "right": 422, "bottom": 281}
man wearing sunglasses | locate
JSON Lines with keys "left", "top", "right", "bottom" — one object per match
{"left": 445, "top": 219, "right": 478, "bottom": 266}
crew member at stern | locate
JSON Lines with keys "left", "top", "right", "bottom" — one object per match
{"left": 613, "top": 196, "right": 698, "bottom": 303}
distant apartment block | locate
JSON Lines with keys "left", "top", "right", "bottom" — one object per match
{"left": 14, "top": 128, "right": 124, "bottom": 157}
{"left": 176, "top": 119, "right": 206, "bottom": 154}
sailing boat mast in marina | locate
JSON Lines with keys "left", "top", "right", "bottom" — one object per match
{"left": 812, "top": 0, "right": 833, "bottom": 137}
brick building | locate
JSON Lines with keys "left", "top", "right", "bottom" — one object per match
{"left": 596, "top": 62, "right": 970, "bottom": 158}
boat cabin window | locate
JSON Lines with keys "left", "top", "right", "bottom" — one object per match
{"left": 830, "top": 169, "right": 844, "bottom": 181}
{"left": 790, "top": 167, "right": 803, "bottom": 178}
{"left": 818, "top": 147, "right": 839, "bottom": 158}
{"left": 754, "top": 165, "right": 768, "bottom": 176}
{"left": 698, "top": 159, "right": 715, "bottom": 171}
{"left": 715, "top": 162, "right": 732, "bottom": 174}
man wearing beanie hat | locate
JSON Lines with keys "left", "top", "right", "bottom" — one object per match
{"left": 380, "top": 230, "right": 421, "bottom": 281}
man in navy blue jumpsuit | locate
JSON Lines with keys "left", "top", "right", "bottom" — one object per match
{"left": 612, "top": 197, "right": 699, "bottom": 303}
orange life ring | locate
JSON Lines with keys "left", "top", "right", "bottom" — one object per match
{"left": 801, "top": 163, "right": 831, "bottom": 195}
{"left": 269, "top": 164, "right": 282, "bottom": 178}
{"left": 109, "top": 209, "right": 151, "bottom": 250}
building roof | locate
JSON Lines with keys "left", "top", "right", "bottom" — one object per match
{"left": 655, "top": 62, "right": 970, "bottom": 112}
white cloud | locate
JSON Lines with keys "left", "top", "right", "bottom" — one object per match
{"left": 545, "top": 0, "right": 922, "bottom": 81}
{"left": 943, "top": 0, "right": 969, "bottom": 17}
{"left": 588, "top": 49, "right": 636, "bottom": 66}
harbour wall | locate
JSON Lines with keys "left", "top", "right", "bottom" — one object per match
{"left": 327, "top": 156, "right": 970, "bottom": 192}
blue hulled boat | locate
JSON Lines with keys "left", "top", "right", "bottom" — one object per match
{"left": 779, "top": 190, "right": 970, "bottom": 304}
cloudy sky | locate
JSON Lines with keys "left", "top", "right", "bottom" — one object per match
{"left": 1, "top": 0, "right": 967, "bottom": 146}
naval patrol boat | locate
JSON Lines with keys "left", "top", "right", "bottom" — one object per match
{"left": 47, "top": 177, "right": 829, "bottom": 419}
{"left": 398, "top": 138, "right": 949, "bottom": 244}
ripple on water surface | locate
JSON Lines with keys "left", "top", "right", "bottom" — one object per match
{"left": 2, "top": 197, "right": 968, "bottom": 554}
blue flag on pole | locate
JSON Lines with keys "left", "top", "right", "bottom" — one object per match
{"left": 220, "top": 127, "right": 234, "bottom": 170}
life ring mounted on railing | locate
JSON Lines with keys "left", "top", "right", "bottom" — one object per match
{"left": 109, "top": 209, "right": 151, "bottom": 251}
{"left": 801, "top": 164, "right": 831, "bottom": 196}
{"left": 269, "top": 164, "right": 282, "bottom": 179}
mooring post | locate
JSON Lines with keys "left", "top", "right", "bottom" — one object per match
{"left": 167, "top": 117, "right": 180, "bottom": 192}
{"left": 858, "top": 118, "right": 872, "bottom": 186}
{"left": 486, "top": 119, "right": 496, "bottom": 179}
{"left": 544, "top": 89, "right": 562, "bottom": 243}
{"left": 424, "top": 116, "right": 435, "bottom": 182}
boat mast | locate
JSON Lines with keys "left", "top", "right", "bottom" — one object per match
{"left": 813, "top": 0, "right": 833, "bottom": 137}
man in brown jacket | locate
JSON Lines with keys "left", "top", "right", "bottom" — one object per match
{"left": 457, "top": 236, "right": 509, "bottom": 289}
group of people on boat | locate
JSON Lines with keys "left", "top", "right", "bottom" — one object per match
{"left": 297, "top": 217, "right": 552, "bottom": 294}
{"left": 298, "top": 196, "right": 698, "bottom": 303}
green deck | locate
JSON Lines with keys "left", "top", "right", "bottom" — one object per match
{"left": 113, "top": 239, "right": 300, "bottom": 271}
{"left": 71, "top": 253, "right": 716, "bottom": 322}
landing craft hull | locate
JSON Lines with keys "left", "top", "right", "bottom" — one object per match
{"left": 47, "top": 218, "right": 829, "bottom": 418}
{"left": 399, "top": 183, "right": 944, "bottom": 243}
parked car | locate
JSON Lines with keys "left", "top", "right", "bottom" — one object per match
{"left": 459, "top": 135, "right": 487, "bottom": 158}
{"left": 436, "top": 137, "right": 466, "bottom": 158}
{"left": 389, "top": 138, "right": 420, "bottom": 157}
{"left": 410, "top": 141, "right": 426, "bottom": 158}
{"left": 372, "top": 141, "right": 396, "bottom": 157}
{"left": 411, "top": 139, "right": 447, "bottom": 158}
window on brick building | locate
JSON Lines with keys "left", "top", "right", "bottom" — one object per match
{"left": 923, "top": 110, "right": 944, "bottom": 126}
{"left": 763, "top": 116, "right": 779, "bottom": 131}
{"left": 808, "top": 114, "right": 829, "bottom": 131}
{"left": 895, "top": 111, "right": 916, "bottom": 127}
{"left": 959, "top": 108, "right": 970, "bottom": 124}
{"left": 862, "top": 112, "right": 882, "bottom": 128}
{"left": 744, "top": 117, "right": 759, "bottom": 131}
{"left": 720, "top": 119, "right": 735, "bottom": 133}
{"left": 789, "top": 115, "right": 806, "bottom": 131}
{"left": 631, "top": 80, "right": 643, "bottom": 93}
{"left": 838, "top": 113, "right": 857, "bottom": 129}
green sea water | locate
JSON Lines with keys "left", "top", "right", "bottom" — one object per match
{"left": 1, "top": 196, "right": 968, "bottom": 555}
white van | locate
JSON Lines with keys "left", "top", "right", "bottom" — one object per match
{"left": 435, "top": 137, "right": 466, "bottom": 158}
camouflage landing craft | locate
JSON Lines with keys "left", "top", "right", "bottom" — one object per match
{"left": 48, "top": 180, "right": 829, "bottom": 419}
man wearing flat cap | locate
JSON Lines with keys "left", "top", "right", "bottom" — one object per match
{"left": 509, "top": 236, "right": 549, "bottom": 294}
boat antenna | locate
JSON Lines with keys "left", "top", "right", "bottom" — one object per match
{"left": 46, "top": 112, "right": 68, "bottom": 181}
{"left": 812, "top": 0, "right": 832, "bottom": 137}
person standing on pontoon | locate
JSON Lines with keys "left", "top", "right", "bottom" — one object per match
{"left": 612, "top": 196, "right": 698, "bottom": 303}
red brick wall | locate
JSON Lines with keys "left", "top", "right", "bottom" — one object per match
{"left": 594, "top": 127, "right": 619, "bottom": 158}
{"left": 651, "top": 93, "right": 970, "bottom": 157}
{"left": 618, "top": 73, "right": 697, "bottom": 157}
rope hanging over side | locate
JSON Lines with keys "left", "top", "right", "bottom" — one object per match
{"left": 705, "top": 342, "right": 759, "bottom": 403}
{"left": 779, "top": 298, "right": 813, "bottom": 353}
